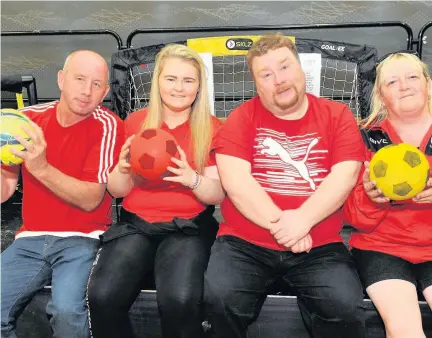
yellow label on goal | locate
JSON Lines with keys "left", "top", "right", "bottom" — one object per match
{"left": 187, "top": 35, "right": 296, "bottom": 56}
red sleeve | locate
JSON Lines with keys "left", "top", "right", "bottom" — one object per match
{"left": 330, "top": 106, "right": 366, "bottom": 166}
{"left": 81, "top": 116, "right": 125, "bottom": 184}
{"left": 343, "top": 148, "right": 390, "bottom": 233}
{"left": 206, "top": 117, "right": 224, "bottom": 167}
{"left": 214, "top": 102, "right": 254, "bottom": 163}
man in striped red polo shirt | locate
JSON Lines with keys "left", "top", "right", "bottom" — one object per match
{"left": 1, "top": 50, "right": 124, "bottom": 338}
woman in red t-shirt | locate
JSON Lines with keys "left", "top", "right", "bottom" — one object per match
{"left": 344, "top": 52, "right": 432, "bottom": 337}
{"left": 87, "top": 44, "right": 225, "bottom": 338}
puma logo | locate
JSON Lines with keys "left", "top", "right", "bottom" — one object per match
{"left": 261, "top": 137, "right": 319, "bottom": 190}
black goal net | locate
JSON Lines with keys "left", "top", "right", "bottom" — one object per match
{"left": 110, "top": 35, "right": 378, "bottom": 121}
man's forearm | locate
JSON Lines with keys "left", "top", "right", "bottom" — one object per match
{"left": 300, "top": 162, "right": 360, "bottom": 227}
{"left": 33, "top": 164, "right": 105, "bottom": 211}
{"left": 225, "top": 174, "right": 281, "bottom": 230}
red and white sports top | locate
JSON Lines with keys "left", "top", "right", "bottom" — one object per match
{"left": 13, "top": 101, "right": 124, "bottom": 239}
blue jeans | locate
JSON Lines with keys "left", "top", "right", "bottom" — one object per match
{"left": 204, "top": 236, "right": 366, "bottom": 338}
{"left": 1, "top": 235, "right": 99, "bottom": 338}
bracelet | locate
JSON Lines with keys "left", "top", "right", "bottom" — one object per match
{"left": 189, "top": 171, "right": 202, "bottom": 190}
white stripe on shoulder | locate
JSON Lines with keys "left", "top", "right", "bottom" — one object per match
{"left": 20, "top": 101, "right": 57, "bottom": 113}
{"left": 91, "top": 107, "right": 118, "bottom": 183}
{"left": 97, "top": 109, "right": 118, "bottom": 182}
{"left": 92, "top": 110, "right": 110, "bottom": 183}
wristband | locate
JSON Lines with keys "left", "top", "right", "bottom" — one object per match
{"left": 189, "top": 171, "right": 202, "bottom": 190}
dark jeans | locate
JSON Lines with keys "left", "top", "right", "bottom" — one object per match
{"left": 87, "top": 207, "right": 218, "bottom": 338}
{"left": 204, "top": 236, "right": 366, "bottom": 338}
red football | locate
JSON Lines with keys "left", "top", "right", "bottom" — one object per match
{"left": 129, "top": 128, "right": 179, "bottom": 180}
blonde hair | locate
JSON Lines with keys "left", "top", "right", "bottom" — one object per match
{"left": 362, "top": 52, "right": 432, "bottom": 128}
{"left": 142, "top": 44, "right": 212, "bottom": 172}
{"left": 246, "top": 33, "right": 298, "bottom": 74}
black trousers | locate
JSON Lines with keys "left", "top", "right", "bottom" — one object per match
{"left": 87, "top": 206, "right": 218, "bottom": 338}
{"left": 204, "top": 236, "right": 366, "bottom": 338}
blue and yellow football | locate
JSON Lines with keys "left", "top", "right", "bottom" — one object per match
{"left": 0, "top": 108, "right": 33, "bottom": 166}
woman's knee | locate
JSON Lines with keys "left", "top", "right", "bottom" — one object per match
{"left": 367, "top": 280, "right": 425, "bottom": 338}
{"left": 384, "top": 319, "right": 426, "bottom": 338}
{"left": 158, "top": 285, "right": 202, "bottom": 316}
{"left": 87, "top": 277, "right": 118, "bottom": 315}
{"left": 422, "top": 284, "right": 432, "bottom": 306}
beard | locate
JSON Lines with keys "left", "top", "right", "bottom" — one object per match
{"left": 273, "top": 84, "right": 300, "bottom": 110}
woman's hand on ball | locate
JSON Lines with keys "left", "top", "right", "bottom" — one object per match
{"left": 116, "top": 135, "right": 134, "bottom": 175}
{"left": 362, "top": 162, "right": 390, "bottom": 204}
{"left": 10, "top": 121, "right": 48, "bottom": 177}
{"left": 413, "top": 178, "right": 432, "bottom": 203}
{"left": 163, "top": 145, "right": 196, "bottom": 187}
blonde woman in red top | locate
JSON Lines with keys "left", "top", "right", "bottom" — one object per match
{"left": 344, "top": 51, "right": 432, "bottom": 338}
{"left": 87, "top": 44, "right": 224, "bottom": 338}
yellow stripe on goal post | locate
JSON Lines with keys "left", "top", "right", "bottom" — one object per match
{"left": 15, "top": 93, "right": 25, "bottom": 109}
{"left": 187, "top": 35, "right": 296, "bottom": 56}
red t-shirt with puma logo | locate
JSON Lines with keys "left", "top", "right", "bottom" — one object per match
{"left": 214, "top": 94, "right": 365, "bottom": 250}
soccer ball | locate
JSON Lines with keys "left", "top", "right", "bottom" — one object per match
{"left": 129, "top": 128, "right": 180, "bottom": 180}
{"left": 369, "top": 143, "right": 430, "bottom": 201}
{"left": 0, "top": 108, "right": 33, "bottom": 166}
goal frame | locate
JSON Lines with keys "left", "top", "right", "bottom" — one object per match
{"left": 110, "top": 37, "right": 378, "bottom": 120}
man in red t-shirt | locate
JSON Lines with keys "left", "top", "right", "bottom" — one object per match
{"left": 1, "top": 50, "right": 123, "bottom": 338}
{"left": 204, "top": 34, "right": 367, "bottom": 337}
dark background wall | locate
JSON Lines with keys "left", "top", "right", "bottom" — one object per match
{"left": 1, "top": 1, "right": 432, "bottom": 102}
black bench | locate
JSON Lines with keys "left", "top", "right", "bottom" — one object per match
{"left": 15, "top": 287, "right": 432, "bottom": 338}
